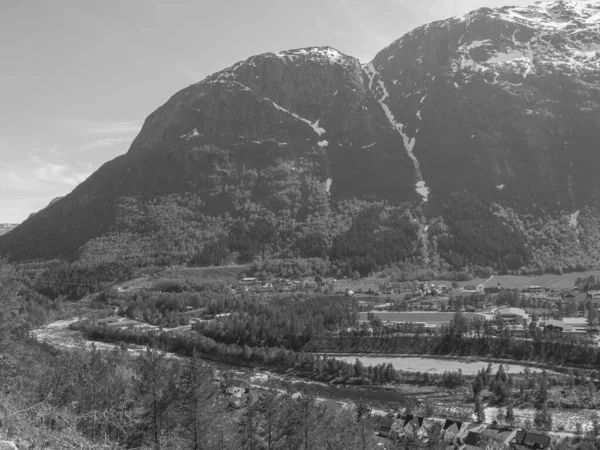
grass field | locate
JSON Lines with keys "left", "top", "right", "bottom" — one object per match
{"left": 432, "top": 271, "right": 600, "bottom": 290}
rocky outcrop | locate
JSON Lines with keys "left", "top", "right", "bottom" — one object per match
{"left": 1, "top": 0, "right": 599, "bottom": 261}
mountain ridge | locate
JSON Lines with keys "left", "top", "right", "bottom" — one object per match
{"left": 1, "top": 0, "right": 599, "bottom": 273}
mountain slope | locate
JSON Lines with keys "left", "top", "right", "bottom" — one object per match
{"left": 1, "top": 0, "right": 600, "bottom": 269}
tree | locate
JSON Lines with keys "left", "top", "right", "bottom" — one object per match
{"left": 0, "top": 258, "right": 22, "bottom": 344}
{"left": 474, "top": 396, "right": 486, "bottom": 423}
{"left": 506, "top": 404, "right": 515, "bottom": 425}
{"left": 535, "top": 376, "right": 548, "bottom": 410}
{"left": 257, "top": 381, "right": 284, "bottom": 450}
{"left": 472, "top": 375, "right": 485, "bottom": 397}
{"left": 533, "top": 406, "right": 553, "bottom": 431}
{"left": 180, "top": 350, "right": 219, "bottom": 449}
{"left": 135, "top": 344, "right": 176, "bottom": 449}
{"left": 239, "top": 398, "right": 263, "bottom": 450}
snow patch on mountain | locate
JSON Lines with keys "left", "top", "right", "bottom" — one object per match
{"left": 415, "top": 181, "right": 430, "bottom": 204}
{"left": 325, "top": 178, "right": 332, "bottom": 194}
{"left": 180, "top": 129, "right": 201, "bottom": 140}
{"left": 363, "top": 63, "right": 429, "bottom": 203}
{"left": 268, "top": 100, "right": 326, "bottom": 136}
{"left": 570, "top": 210, "right": 580, "bottom": 228}
{"left": 318, "top": 140, "right": 328, "bottom": 147}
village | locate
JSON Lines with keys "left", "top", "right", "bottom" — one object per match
{"left": 216, "top": 368, "right": 560, "bottom": 450}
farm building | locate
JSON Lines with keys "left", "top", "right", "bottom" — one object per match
{"left": 587, "top": 290, "right": 600, "bottom": 299}
{"left": 497, "top": 307, "right": 530, "bottom": 325}
{"left": 542, "top": 317, "right": 588, "bottom": 334}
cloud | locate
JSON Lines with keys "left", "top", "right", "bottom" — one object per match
{"left": 322, "top": 0, "right": 397, "bottom": 61}
{"left": 79, "top": 136, "right": 133, "bottom": 150}
{"left": 0, "top": 158, "right": 93, "bottom": 194}
{"left": 60, "top": 118, "right": 142, "bottom": 136}
{"left": 174, "top": 62, "right": 203, "bottom": 83}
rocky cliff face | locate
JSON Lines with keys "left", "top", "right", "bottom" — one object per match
{"left": 1, "top": 0, "right": 599, "bottom": 261}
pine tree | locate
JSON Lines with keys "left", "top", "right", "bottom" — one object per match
{"left": 535, "top": 377, "right": 548, "bottom": 410}
{"left": 506, "top": 404, "right": 515, "bottom": 425}
{"left": 474, "top": 396, "right": 486, "bottom": 423}
{"left": 135, "top": 344, "right": 175, "bottom": 449}
{"left": 180, "top": 350, "right": 218, "bottom": 449}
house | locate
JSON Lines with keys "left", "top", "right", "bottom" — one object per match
{"left": 524, "top": 285, "right": 543, "bottom": 293}
{"left": 241, "top": 277, "right": 257, "bottom": 285}
{"left": 374, "top": 303, "right": 392, "bottom": 311}
{"left": 543, "top": 319, "right": 564, "bottom": 332}
{"left": 402, "top": 415, "right": 425, "bottom": 436}
{"left": 505, "top": 324, "right": 528, "bottom": 336}
{"left": 484, "top": 283, "right": 503, "bottom": 295}
{"left": 563, "top": 317, "right": 588, "bottom": 334}
{"left": 420, "top": 301, "right": 437, "bottom": 310}
{"left": 543, "top": 317, "right": 588, "bottom": 334}
{"left": 481, "top": 425, "right": 519, "bottom": 446}
{"left": 498, "top": 307, "right": 530, "bottom": 325}
{"left": 588, "top": 290, "right": 600, "bottom": 300}
{"left": 510, "top": 431, "right": 551, "bottom": 449}
{"left": 442, "top": 419, "right": 466, "bottom": 440}
{"left": 461, "top": 431, "right": 484, "bottom": 449}
{"left": 375, "top": 416, "right": 395, "bottom": 437}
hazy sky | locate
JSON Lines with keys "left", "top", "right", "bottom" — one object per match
{"left": 0, "top": 0, "right": 535, "bottom": 223}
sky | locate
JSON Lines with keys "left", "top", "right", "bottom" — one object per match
{"left": 0, "top": 0, "right": 536, "bottom": 223}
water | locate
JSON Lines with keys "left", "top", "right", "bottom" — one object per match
{"left": 325, "top": 355, "right": 550, "bottom": 375}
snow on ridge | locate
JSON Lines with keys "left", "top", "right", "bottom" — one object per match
{"left": 273, "top": 46, "right": 350, "bottom": 66}
{"left": 362, "top": 142, "right": 376, "bottom": 150}
{"left": 317, "top": 140, "right": 328, "bottom": 147}
{"left": 496, "top": 184, "right": 505, "bottom": 190}
{"left": 325, "top": 178, "right": 332, "bottom": 194}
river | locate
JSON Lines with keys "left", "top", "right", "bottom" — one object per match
{"left": 323, "top": 355, "right": 553, "bottom": 375}
{"left": 31, "top": 318, "right": 598, "bottom": 433}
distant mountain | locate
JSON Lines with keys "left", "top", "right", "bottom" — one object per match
{"left": 0, "top": 224, "right": 17, "bottom": 237}
{"left": 2, "top": 0, "right": 600, "bottom": 273}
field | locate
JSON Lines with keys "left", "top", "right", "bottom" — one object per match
{"left": 327, "top": 356, "right": 550, "bottom": 375}
{"left": 359, "top": 311, "right": 484, "bottom": 324}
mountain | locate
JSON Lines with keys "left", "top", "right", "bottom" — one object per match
{"left": 0, "top": 224, "right": 17, "bottom": 237}
{"left": 1, "top": 0, "right": 600, "bottom": 273}
{"left": 28, "top": 197, "right": 64, "bottom": 219}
